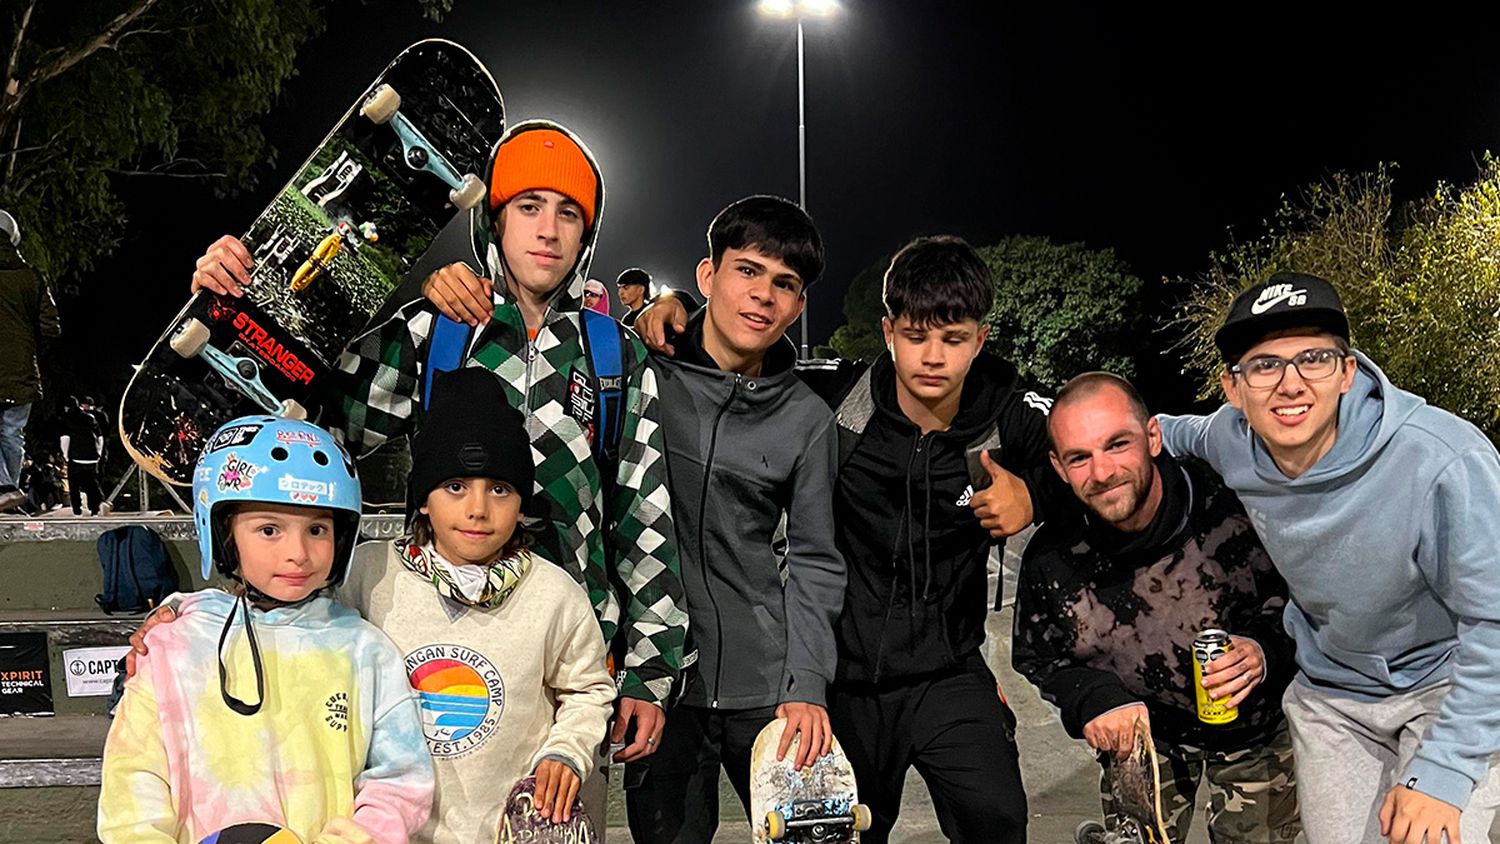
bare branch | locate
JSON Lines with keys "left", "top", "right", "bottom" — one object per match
{"left": 2, "top": 113, "right": 20, "bottom": 186}
{"left": 5, "top": 0, "right": 38, "bottom": 92}
{"left": 108, "top": 168, "right": 229, "bottom": 181}
{"left": 23, "top": 0, "right": 160, "bottom": 90}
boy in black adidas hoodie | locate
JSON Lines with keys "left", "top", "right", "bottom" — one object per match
{"left": 803, "top": 236, "right": 1069, "bottom": 843}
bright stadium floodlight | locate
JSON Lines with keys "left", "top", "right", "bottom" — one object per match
{"left": 757, "top": 0, "right": 796, "bottom": 18}
{"left": 755, "top": 0, "right": 841, "bottom": 357}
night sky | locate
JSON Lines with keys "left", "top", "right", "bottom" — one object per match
{"left": 85, "top": 1, "right": 1500, "bottom": 410}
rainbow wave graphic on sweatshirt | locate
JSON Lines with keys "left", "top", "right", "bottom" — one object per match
{"left": 410, "top": 658, "right": 489, "bottom": 742}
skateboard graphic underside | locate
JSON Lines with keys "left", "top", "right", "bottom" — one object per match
{"left": 1079, "top": 720, "right": 1171, "bottom": 844}
{"left": 121, "top": 39, "right": 502, "bottom": 486}
{"left": 495, "top": 775, "right": 599, "bottom": 844}
{"left": 750, "top": 719, "right": 871, "bottom": 844}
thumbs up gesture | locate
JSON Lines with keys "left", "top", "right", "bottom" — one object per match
{"left": 970, "top": 450, "right": 1034, "bottom": 539}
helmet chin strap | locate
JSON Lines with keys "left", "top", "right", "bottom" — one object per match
{"left": 217, "top": 588, "right": 264, "bottom": 716}
{"left": 216, "top": 576, "right": 321, "bottom": 717}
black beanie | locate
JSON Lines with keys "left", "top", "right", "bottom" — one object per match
{"left": 407, "top": 368, "right": 534, "bottom": 519}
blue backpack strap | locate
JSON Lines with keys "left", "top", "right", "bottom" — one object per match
{"left": 423, "top": 313, "right": 473, "bottom": 409}
{"left": 580, "top": 309, "right": 624, "bottom": 466}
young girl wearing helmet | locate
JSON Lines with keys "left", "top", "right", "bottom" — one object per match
{"left": 98, "top": 416, "right": 433, "bottom": 844}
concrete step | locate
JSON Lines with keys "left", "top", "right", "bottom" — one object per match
{"left": 0, "top": 713, "right": 108, "bottom": 788}
{"left": 0, "top": 514, "right": 408, "bottom": 613}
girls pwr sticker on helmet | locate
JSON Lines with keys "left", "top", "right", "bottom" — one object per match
{"left": 216, "top": 453, "right": 263, "bottom": 493}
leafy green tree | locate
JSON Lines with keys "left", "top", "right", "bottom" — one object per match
{"left": 1176, "top": 159, "right": 1500, "bottom": 441}
{"left": 827, "top": 252, "right": 890, "bottom": 360}
{"left": 828, "top": 237, "right": 1147, "bottom": 388}
{"left": 0, "top": 0, "right": 449, "bottom": 288}
{"left": 978, "top": 236, "right": 1144, "bottom": 390}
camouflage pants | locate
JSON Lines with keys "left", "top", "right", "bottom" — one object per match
{"left": 1099, "top": 721, "right": 1300, "bottom": 843}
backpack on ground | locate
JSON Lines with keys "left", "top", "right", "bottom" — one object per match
{"left": 96, "top": 525, "right": 178, "bottom": 614}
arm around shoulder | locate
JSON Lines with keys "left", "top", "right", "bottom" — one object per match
{"left": 609, "top": 353, "right": 687, "bottom": 706}
{"left": 329, "top": 299, "right": 441, "bottom": 458}
{"left": 1154, "top": 409, "right": 1222, "bottom": 462}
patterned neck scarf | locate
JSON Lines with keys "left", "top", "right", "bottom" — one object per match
{"left": 394, "top": 536, "right": 532, "bottom": 609}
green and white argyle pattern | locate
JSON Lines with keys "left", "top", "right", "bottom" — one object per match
{"left": 332, "top": 296, "right": 686, "bottom": 704}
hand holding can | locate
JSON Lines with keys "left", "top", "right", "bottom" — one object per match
{"left": 1193, "top": 629, "right": 1239, "bottom": 724}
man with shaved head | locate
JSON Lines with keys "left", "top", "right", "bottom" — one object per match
{"left": 1012, "top": 372, "right": 1301, "bottom": 843}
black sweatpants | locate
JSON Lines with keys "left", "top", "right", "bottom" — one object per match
{"left": 829, "top": 656, "right": 1028, "bottom": 843}
{"left": 68, "top": 460, "right": 101, "bottom": 515}
{"left": 624, "top": 702, "right": 778, "bottom": 843}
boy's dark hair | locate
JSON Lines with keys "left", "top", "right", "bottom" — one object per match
{"left": 883, "top": 235, "right": 993, "bottom": 327}
{"left": 707, "top": 195, "right": 824, "bottom": 288}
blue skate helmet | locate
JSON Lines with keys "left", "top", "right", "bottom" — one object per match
{"left": 192, "top": 416, "right": 361, "bottom": 718}
{"left": 192, "top": 415, "right": 362, "bottom": 585}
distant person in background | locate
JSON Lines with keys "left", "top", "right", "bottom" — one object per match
{"left": 61, "top": 395, "right": 104, "bottom": 516}
{"left": 617, "top": 267, "right": 650, "bottom": 327}
{"left": 20, "top": 454, "right": 64, "bottom": 514}
{"left": 0, "top": 209, "right": 61, "bottom": 492}
{"left": 79, "top": 395, "right": 110, "bottom": 465}
{"left": 583, "top": 278, "right": 611, "bottom": 315}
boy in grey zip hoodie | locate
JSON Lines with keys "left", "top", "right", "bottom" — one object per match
{"left": 1159, "top": 272, "right": 1500, "bottom": 844}
{"left": 623, "top": 195, "right": 845, "bottom": 844}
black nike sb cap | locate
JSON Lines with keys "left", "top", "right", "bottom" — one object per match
{"left": 1214, "top": 271, "right": 1350, "bottom": 364}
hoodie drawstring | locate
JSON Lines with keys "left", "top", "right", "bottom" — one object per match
{"left": 215, "top": 582, "right": 319, "bottom": 717}
{"left": 903, "top": 441, "right": 920, "bottom": 619}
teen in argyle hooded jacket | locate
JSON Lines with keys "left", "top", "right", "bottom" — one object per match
{"left": 329, "top": 121, "right": 687, "bottom": 708}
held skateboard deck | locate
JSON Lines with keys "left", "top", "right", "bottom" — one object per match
{"left": 198, "top": 823, "right": 301, "bottom": 844}
{"left": 120, "top": 38, "right": 503, "bottom": 487}
{"left": 1077, "top": 718, "right": 1172, "bottom": 844}
{"left": 495, "top": 774, "right": 599, "bottom": 844}
{"left": 749, "top": 718, "right": 872, "bottom": 844}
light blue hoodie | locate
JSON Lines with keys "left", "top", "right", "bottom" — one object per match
{"left": 1159, "top": 351, "right": 1500, "bottom": 809}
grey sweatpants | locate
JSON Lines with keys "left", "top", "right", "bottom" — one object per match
{"left": 1282, "top": 679, "right": 1500, "bottom": 843}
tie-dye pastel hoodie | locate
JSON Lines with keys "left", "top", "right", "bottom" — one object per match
{"left": 98, "top": 589, "right": 433, "bottom": 843}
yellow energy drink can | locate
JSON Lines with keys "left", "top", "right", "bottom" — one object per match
{"left": 1193, "top": 629, "right": 1239, "bottom": 725}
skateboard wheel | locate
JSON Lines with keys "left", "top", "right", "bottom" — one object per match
{"left": 279, "top": 399, "right": 308, "bottom": 421}
{"left": 451, "top": 173, "right": 485, "bottom": 210}
{"left": 765, "top": 810, "right": 787, "bottom": 840}
{"left": 169, "top": 318, "right": 211, "bottom": 358}
{"left": 852, "top": 803, "right": 873, "bottom": 832}
{"left": 360, "top": 84, "right": 401, "bottom": 124}
{"left": 1074, "top": 820, "right": 1107, "bottom": 844}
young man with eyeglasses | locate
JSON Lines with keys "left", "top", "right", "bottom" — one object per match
{"left": 1158, "top": 272, "right": 1500, "bottom": 844}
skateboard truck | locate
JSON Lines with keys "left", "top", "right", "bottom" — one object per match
{"left": 360, "top": 84, "right": 486, "bottom": 210}
{"left": 765, "top": 798, "right": 872, "bottom": 843}
{"left": 169, "top": 318, "right": 308, "bottom": 421}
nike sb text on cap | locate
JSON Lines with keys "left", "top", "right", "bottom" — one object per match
{"left": 1214, "top": 271, "right": 1350, "bottom": 363}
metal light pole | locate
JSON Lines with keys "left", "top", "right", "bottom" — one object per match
{"left": 758, "top": 0, "right": 837, "bottom": 358}
{"left": 796, "top": 17, "right": 808, "bottom": 358}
